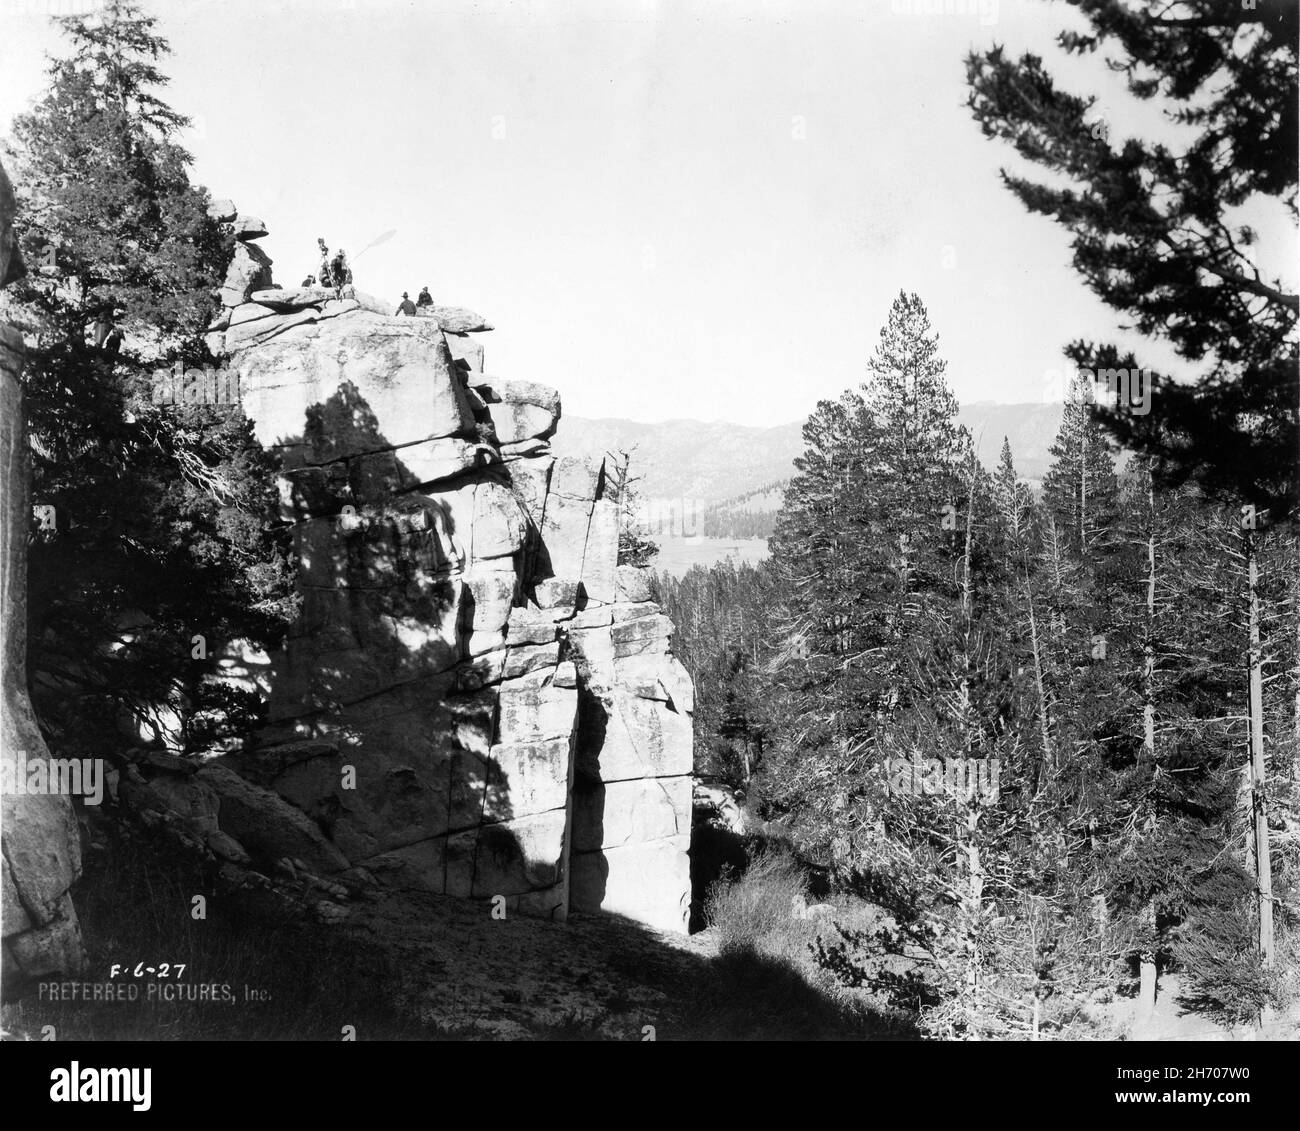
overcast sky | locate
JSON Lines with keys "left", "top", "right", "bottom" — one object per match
{"left": 2, "top": 0, "right": 1295, "bottom": 426}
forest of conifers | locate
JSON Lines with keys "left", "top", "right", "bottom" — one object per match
{"left": 2, "top": 0, "right": 1295, "bottom": 1044}
{"left": 654, "top": 289, "right": 1298, "bottom": 1036}
{"left": 649, "top": 2, "right": 1299, "bottom": 1038}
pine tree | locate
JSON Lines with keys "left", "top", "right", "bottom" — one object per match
{"left": 653, "top": 560, "right": 778, "bottom": 789}
{"left": 862, "top": 290, "right": 970, "bottom": 608}
{"left": 769, "top": 390, "right": 889, "bottom": 735}
{"left": 1041, "top": 373, "right": 1120, "bottom": 560}
{"left": 967, "top": 0, "right": 1298, "bottom": 521}
{"left": 3, "top": 1, "right": 296, "bottom": 755}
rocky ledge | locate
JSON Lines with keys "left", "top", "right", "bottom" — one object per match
{"left": 124, "top": 206, "right": 696, "bottom": 933}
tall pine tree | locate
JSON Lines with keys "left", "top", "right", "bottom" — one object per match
{"left": 967, "top": 0, "right": 1298, "bottom": 522}
{"left": 3, "top": 1, "right": 296, "bottom": 755}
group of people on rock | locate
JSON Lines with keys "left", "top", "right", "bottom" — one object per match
{"left": 394, "top": 287, "right": 433, "bottom": 316}
{"left": 295, "top": 236, "right": 435, "bottom": 317}
{"left": 300, "top": 237, "right": 353, "bottom": 293}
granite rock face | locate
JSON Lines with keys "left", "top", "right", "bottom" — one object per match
{"left": 1, "top": 159, "right": 87, "bottom": 994}
{"left": 186, "top": 213, "right": 694, "bottom": 931}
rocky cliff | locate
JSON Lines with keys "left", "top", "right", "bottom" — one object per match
{"left": 193, "top": 208, "right": 694, "bottom": 932}
{"left": 1, "top": 160, "right": 87, "bottom": 993}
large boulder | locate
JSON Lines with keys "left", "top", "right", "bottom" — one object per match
{"left": 231, "top": 215, "right": 268, "bottom": 240}
{"left": 196, "top": 764, "right": 349, "bottom": 874}
{"left": 232, "top": 312, "right": 474, "bottom": 457}
{"left": 489, "top": 402, "right": 559, "bottom": 445}
{"left": 416, "top": 305, "right": 493, "bottom": 333}
{"left": 220, "top": 240, "right": 273, "bottom": 306}
{"left": 472, "top": 376, "right": 560, "bottom": 414}
{"left": 250, "top": 287, "right": 334, "bottom": 311}
{"left": 1, "top": 162, "right": 86, "bottom": 994}
{"left": 207, "top": 197, "right": 238, "bottom": 223}
{"left": 446, "top": 332, "right": 484, "bottom": 373}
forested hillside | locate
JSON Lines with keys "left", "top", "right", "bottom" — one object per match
{"left": 700, "top": 483, "right": 786, "bottom": 540}
{"left": 657, "top": 289, "right": 1299, "bottom": 1037}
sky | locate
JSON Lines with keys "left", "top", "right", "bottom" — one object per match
{"left": 2, "top": 0, "right": 1295, "bottom": 427}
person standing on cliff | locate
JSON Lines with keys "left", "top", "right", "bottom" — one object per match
{"left": 316, "top": 237, "right": 332, "bottom": 287}
{"left": 394, "top": 291, "right": 417, "bottom": 317}
{"left": 330, "top": 248, "right": 351, "bottom": 298}
{"left": 417, "top": 286, "right": 433, "bottom": 308}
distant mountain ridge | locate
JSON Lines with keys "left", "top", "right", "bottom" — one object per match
{"left": 556, "top": 402, "right": 1064, "bottom": 505}
{"left": 550, "top": 417, "right": 802, "bottom": 505}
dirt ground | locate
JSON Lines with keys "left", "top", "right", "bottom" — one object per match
{"left": 341, "top": 891, "right": 722, "bottom": 1040}
{"left": 1108, "top": 974, "right": 1300, "bottom": 1043}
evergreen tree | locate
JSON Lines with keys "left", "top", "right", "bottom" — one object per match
{"left": 1041, "top": 373, "right": 1120, "bottom": 559}
{"left": 862, "top": 290, "right": 970, "bottom": 607}
{"left": 653, "top": 560, "right": 778, "bottom": 788}
{"left": 967, "top": 0, "right": 1298, "bottom": 521}
{"left": 768, "top": 390, "right": 888, "bottom": 739}
{"left": 3, "top": 1, "right": 296, "bottom": 755}
{"left": 762, "top": 295, "right": 977, "bottom": 876}
{"left": 992, "top": 437, "right": 1034, "bottom": 549}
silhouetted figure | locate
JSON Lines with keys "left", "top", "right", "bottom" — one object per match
{"left": 330, "top": 249, "right": 351, "bottom": 297}
{"left": 317, "top": 238, "right": 332, "bottom": 287}
{"left": 395, "top": 291, "right": 417, "bottom": 317}
{"left": 301, "top": 274, "right": 317, "bottom": 287}
{"left": 93, "top": 302, "right": 125, "bottom": 352}
{"left": 417, "top": 286, "right": 433, "bottom": 308}
{"left": 93, "top": 308, "right": 114, "bottom": 350}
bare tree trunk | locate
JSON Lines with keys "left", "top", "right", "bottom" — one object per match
{"left": 1244, "top": 524, "right": 1275, "bottom": 969}
{"left": 959, "top": 458, "right": 976, "bottom": 747}
{"left": 1143, "top": 470, "right": 1156, "bottom": 758}
{"left": 1079, "top": 425, "right": 1087, "bottom": 555}
{"left": 1292, "top": 535, "right": 1299, "bottom": 787}
{"left": 965, "top": 811, "right": 983, "bottom": 1038}
{"left": 1045, "top": 514, "right": 1065, "bottom": 591}
{"left": 1024, "top": 572, "right": 1054, "bottom": 775}
{"left": 1136, "top": 891, "right": 1158, "bottom": 1027}
{"left": 961, "top": 462, "right": 975, "bottom": 620}
{"left": 1138, "top": 952, "right": 1158, "bottom": 1020}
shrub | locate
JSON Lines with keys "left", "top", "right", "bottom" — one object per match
{"left": 703, "top": 847, "right": 807, "bottom": 960}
